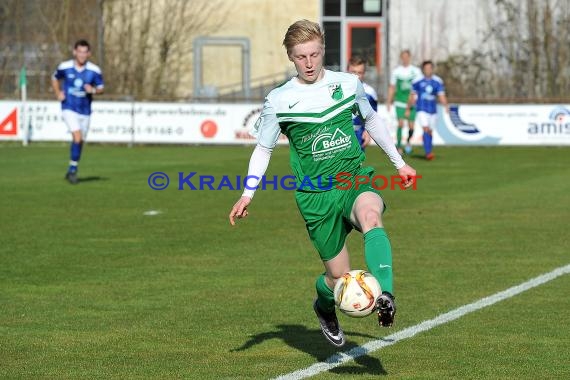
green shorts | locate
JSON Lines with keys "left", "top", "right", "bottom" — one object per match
{"left": 396, "top": 106, "right": 416, "bottom": 121}
{"left": 294, "top": 166, "right": 385, "bottom": 261}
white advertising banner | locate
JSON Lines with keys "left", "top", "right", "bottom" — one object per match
{"left": 1, "top": 101, "right": 569, "bottom": 145}
{"left": 432, "top": 104, "right": 570, "bottom": 146}
{"left": 0, "top": 101, "right": 284, "bottom": 145}
{"left": 0, "top": 101, "right": 21, "bottom": 141}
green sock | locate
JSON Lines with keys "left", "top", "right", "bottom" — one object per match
{"left": 364, "top": 227, "right": 393, "bottom": 294}
{"left": 315, "top": 274, "right": 335, "bottom": 313}
{"left": 408, "top": 128, "right": 414, "bottom": 143}
{"left": 396, "top": 127, "right": 403, "bottom": 147}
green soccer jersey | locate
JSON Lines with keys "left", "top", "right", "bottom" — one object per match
{"left": 253, "top": 70, "right": 374, "bottom": 191}
{"left": 390, "top": 65, "right": 422, "bottom": 108}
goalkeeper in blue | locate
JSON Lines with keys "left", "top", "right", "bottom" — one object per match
{"left": 51, "top": 39, "right": 104, "bottom": 184}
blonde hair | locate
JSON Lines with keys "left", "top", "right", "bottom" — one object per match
{"left": 282, "top": 20, "right": 325, "bottom": 55}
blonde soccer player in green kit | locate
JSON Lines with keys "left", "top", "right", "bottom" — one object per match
{"left": 229, "top": 20, "right": 416, "bottom": 347}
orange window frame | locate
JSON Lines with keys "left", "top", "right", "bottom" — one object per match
{"left": 346, "top": 22, "right": 382, "bottom": 73}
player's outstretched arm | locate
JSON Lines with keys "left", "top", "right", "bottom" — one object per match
{"left": 229, "top": 196, "right": 252, "bottom": 225}
{"left": 364, "top": 111, "right": 405, "bottom": 167}
{"left": 228, "top": 144, "right": 273, "bottom": 225}
{"left": 364, "top": 111, "right": 417, "bottom": 188}
{"left": 397, "top": 164, "right": 417, "bottom": 188}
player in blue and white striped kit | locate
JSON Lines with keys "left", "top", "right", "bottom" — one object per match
{"left": 407, "top": 60, "right": 448, "bottom": 160}
{"left": 51, "top": 40, "right": 104, "bottom": 184}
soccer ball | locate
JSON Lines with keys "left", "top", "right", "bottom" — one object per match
{"left": 404, "top": 144, "right": 413, "bottom": 155}
{"left": 333, "top": 270, "right": 381, "bottom": 317}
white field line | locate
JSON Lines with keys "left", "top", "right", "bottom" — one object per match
{"left": 274, "top": 263, "right": 570, "bottom": 380}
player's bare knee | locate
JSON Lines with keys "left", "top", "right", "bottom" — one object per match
{"left": 326, "top": 263, "right": 349, "bottom": 285}
{"left": 72, "top": 132, "right": 82, "bottom": 143}
{"left": 325, "top": 273, "right": 343, "bottom": 289}
{"left": 360, "top": 208, "right": 383, "bottom": 230}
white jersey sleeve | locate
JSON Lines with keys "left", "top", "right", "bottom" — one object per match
{"left": 363, "top": 82, "right": 378, "bottom": 102}
{"left": 251, "top": 98, "right": 281, "bottom": 149}
{"left": 413, "top": 66, "right": 423, "bottom": 81}
{"left": 241, "top": 144, "right": 272, "bottom": 198}
{"left": 389, "top": 68, "right": 398, "bottom": 86}
{"left": 364, "top": 112, "right": 406, "bottom": 169}
{"left": 355, "top": 80, "right": 374, "bottom": 120}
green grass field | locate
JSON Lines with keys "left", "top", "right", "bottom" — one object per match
{"left": 1, "top": 143, "right": 568, "bottom": 379}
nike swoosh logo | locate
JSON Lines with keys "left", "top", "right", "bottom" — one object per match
{"left": 289, "top": 101, "right": 300, "bottom": 109}
{"left": 378, "top": 264, "right": 392, "bottom": 269}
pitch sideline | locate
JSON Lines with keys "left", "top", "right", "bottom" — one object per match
{"left": 274, "top": 263, "right": 570, "bottom": 380}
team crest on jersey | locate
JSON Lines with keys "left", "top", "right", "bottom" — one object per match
{"left": 328, "top": 83, "right": 343, "bottom": 101}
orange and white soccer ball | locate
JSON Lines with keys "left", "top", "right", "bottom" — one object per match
{"left": 334, "top": 270, "right": 381, "bottom": 317}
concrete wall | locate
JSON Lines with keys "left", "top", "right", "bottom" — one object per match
{"left": 201, "top": 0, "right": 319, "bottom": 96}
{"left": 388, "top": 0, "right": 486, "bottom": 69}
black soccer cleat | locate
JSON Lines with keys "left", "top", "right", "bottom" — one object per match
{"left": 313, "top": 300, "right": 345, "bottom": 347}
{"left": 376, "top": 291, "right": 396, "bottom": 327}
{"left": 65, "top": 171, "right": 79, "bottom": 184}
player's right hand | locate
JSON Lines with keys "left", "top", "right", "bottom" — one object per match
{"left": 229, "top": 196, "right": 252, "bottom": 226}
{"left": 397, "top": 164, "right": 417, "bottom": 189}
{"left": 57, "top": 91, "right": 66, "bottom": 101}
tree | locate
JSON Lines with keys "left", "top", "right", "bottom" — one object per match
{"left": 0, "top": 0, "right": 227, "bottom": 100}
{"left": 436, "top": 0, "right": 570, "bottom": 101}
{"left": 103, "top": 0, "right": 228, "bottom": 99}
{"left": 0, "top": 0, "right": 101, "bottom": 97}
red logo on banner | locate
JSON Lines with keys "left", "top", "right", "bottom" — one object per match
{"left": 200, "top": 120, "right": 218, "bottom": 138}
{"left": 0, "top": 108, "right": 18, "bottom": 135}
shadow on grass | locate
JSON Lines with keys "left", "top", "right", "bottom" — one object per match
{"left": 406, "top": 152, "right": 430, "bottom": 160}
{"left": 78, "top": 176, "right": 109, "bottom": 183}
{"left": 231, "top": 324, "right": 388, "bottom": 376}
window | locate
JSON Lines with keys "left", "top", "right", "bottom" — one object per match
{"left": 321, "top": 0, "right": 386, "bottom": 79}
{"left": 323, "top": 22, "right": 341, "bottom": 70}
{"left": 323, "top": 0, "right": 341, "bottom": 16}
{"left": 346, "top": 0, "right": 382, "bottom": 17}
{"left": 349, "top": 26, "right": 378, "bottom": 67}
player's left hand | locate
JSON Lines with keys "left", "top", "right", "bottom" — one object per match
{"left": 397, "top": 164, "right": 417, "bottom": 189}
